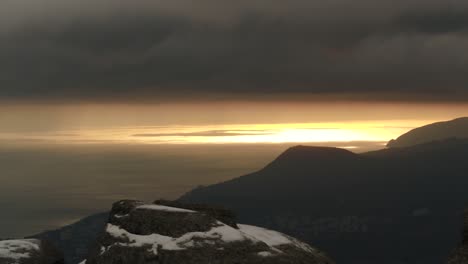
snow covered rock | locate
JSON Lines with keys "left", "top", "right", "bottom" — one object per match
{"left": 0, "top": 239, "right": 64, "bottom": 264}
{"left": 82, "top": 200, "right": 334, "bottom": 264}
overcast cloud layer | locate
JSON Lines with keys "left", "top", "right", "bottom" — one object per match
{"left": 1, "top": 0, "right": 468, "bottom": 102}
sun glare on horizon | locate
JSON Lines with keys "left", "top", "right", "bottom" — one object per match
{"left": 126, "top": 121, "right": 416, "bottom": 144}
{"left": 0, "top": 120, "right": 433, "bottom": 146}
{"left": 2, "top": 102, "right": 466, "bottom": 146}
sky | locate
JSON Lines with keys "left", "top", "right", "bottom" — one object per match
{"left": 1, "top": 0, "right": 468, "bottom": 144}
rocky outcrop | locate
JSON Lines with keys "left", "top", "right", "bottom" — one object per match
{"left": 447, "top": 211, "right": 468, "bottom": 264}
{"left": 0, "top": 239, "right": 64, "bottom": 264}
{"left": 81, "top": 200, "right": 334, "bottom": 264}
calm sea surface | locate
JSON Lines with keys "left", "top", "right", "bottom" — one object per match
{"left": 0, "top": 142, "right": 384, "bottom": 238}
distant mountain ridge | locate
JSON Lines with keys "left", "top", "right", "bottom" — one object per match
{"left": 387, "top": 117, "right": 468, "bottom": 148}
{"left": 264, "top": 146, "right": 359, "bottom": 170}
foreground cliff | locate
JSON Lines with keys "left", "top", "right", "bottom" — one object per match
{"left": 80, "top": 200, "right": 334, "bottom": 264}
{"left": 447, "top": 211, "right": 468, "bottom": 264}
{"left": 0, "top": 239, "right": 63, "bottom": 264}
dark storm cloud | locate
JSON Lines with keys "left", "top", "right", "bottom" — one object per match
{"left": 1, "top": 0, "right": 468, "bottom": 102}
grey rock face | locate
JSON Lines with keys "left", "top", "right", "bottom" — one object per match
{"left": 0, "top": 239, "right": 64, "bottom": 264}
{"left": 447, "top": 211, "right": 468, "bottom": 264}
{"left": 83, "top": 200, "right": 334, "bottom": 264}
{"left": 108, "top": 200, "right": 218, "bottom": 237}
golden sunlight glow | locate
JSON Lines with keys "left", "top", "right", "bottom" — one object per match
{"left": 0, "top": 120, "right": 432, "bottom": 145}
{"left": 1, "top": 102, "right": 467, "bottom": 146}
{"left": 122, "top": 120, "right": 430, "bottom": 144}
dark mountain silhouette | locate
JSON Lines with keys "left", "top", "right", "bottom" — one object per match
{"left": 387, "top": 117, "right": 468, "bottom": 148}
{"left": 180, "top": 139, "right": 468, "bottom": 264}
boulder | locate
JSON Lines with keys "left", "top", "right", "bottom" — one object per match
{"left": 82, "top": 200, "right": 334, "bottom": 264}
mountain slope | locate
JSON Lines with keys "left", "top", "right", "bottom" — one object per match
{"left": 387, "top": 117, "right": 468, "bottom": 148}
{"left": 181, "top": 140, "right": 468, "bottom": 264}
{"left": 32, "top": 213, "right": 109, "bottom": 264}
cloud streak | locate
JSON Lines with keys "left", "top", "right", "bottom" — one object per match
{"left": 132, "top": 130, "right": 271, "bottom": 137}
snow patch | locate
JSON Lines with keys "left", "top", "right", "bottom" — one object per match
{"left": 135, "top": 204, "right": 195, "bottom": 213}
{"left": 103, "top": 220, "right": 314, "bottom": 258}
{"left": 238, "top": 225, "right": 292, "bottom": 246}
{"left": 239, "top": 224, "right": 314, "bottom": 253}
{"left": 114, "top": 214, "right": 129, "bottom": 218}
{"left": 0, "top": 239, "right": 40, "bottom": 260}
{"left": 104, "top": 221, "right": 251, "bottom": 255}
{"left": 258, "top": 251, "right": 274, "bottom": 257}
